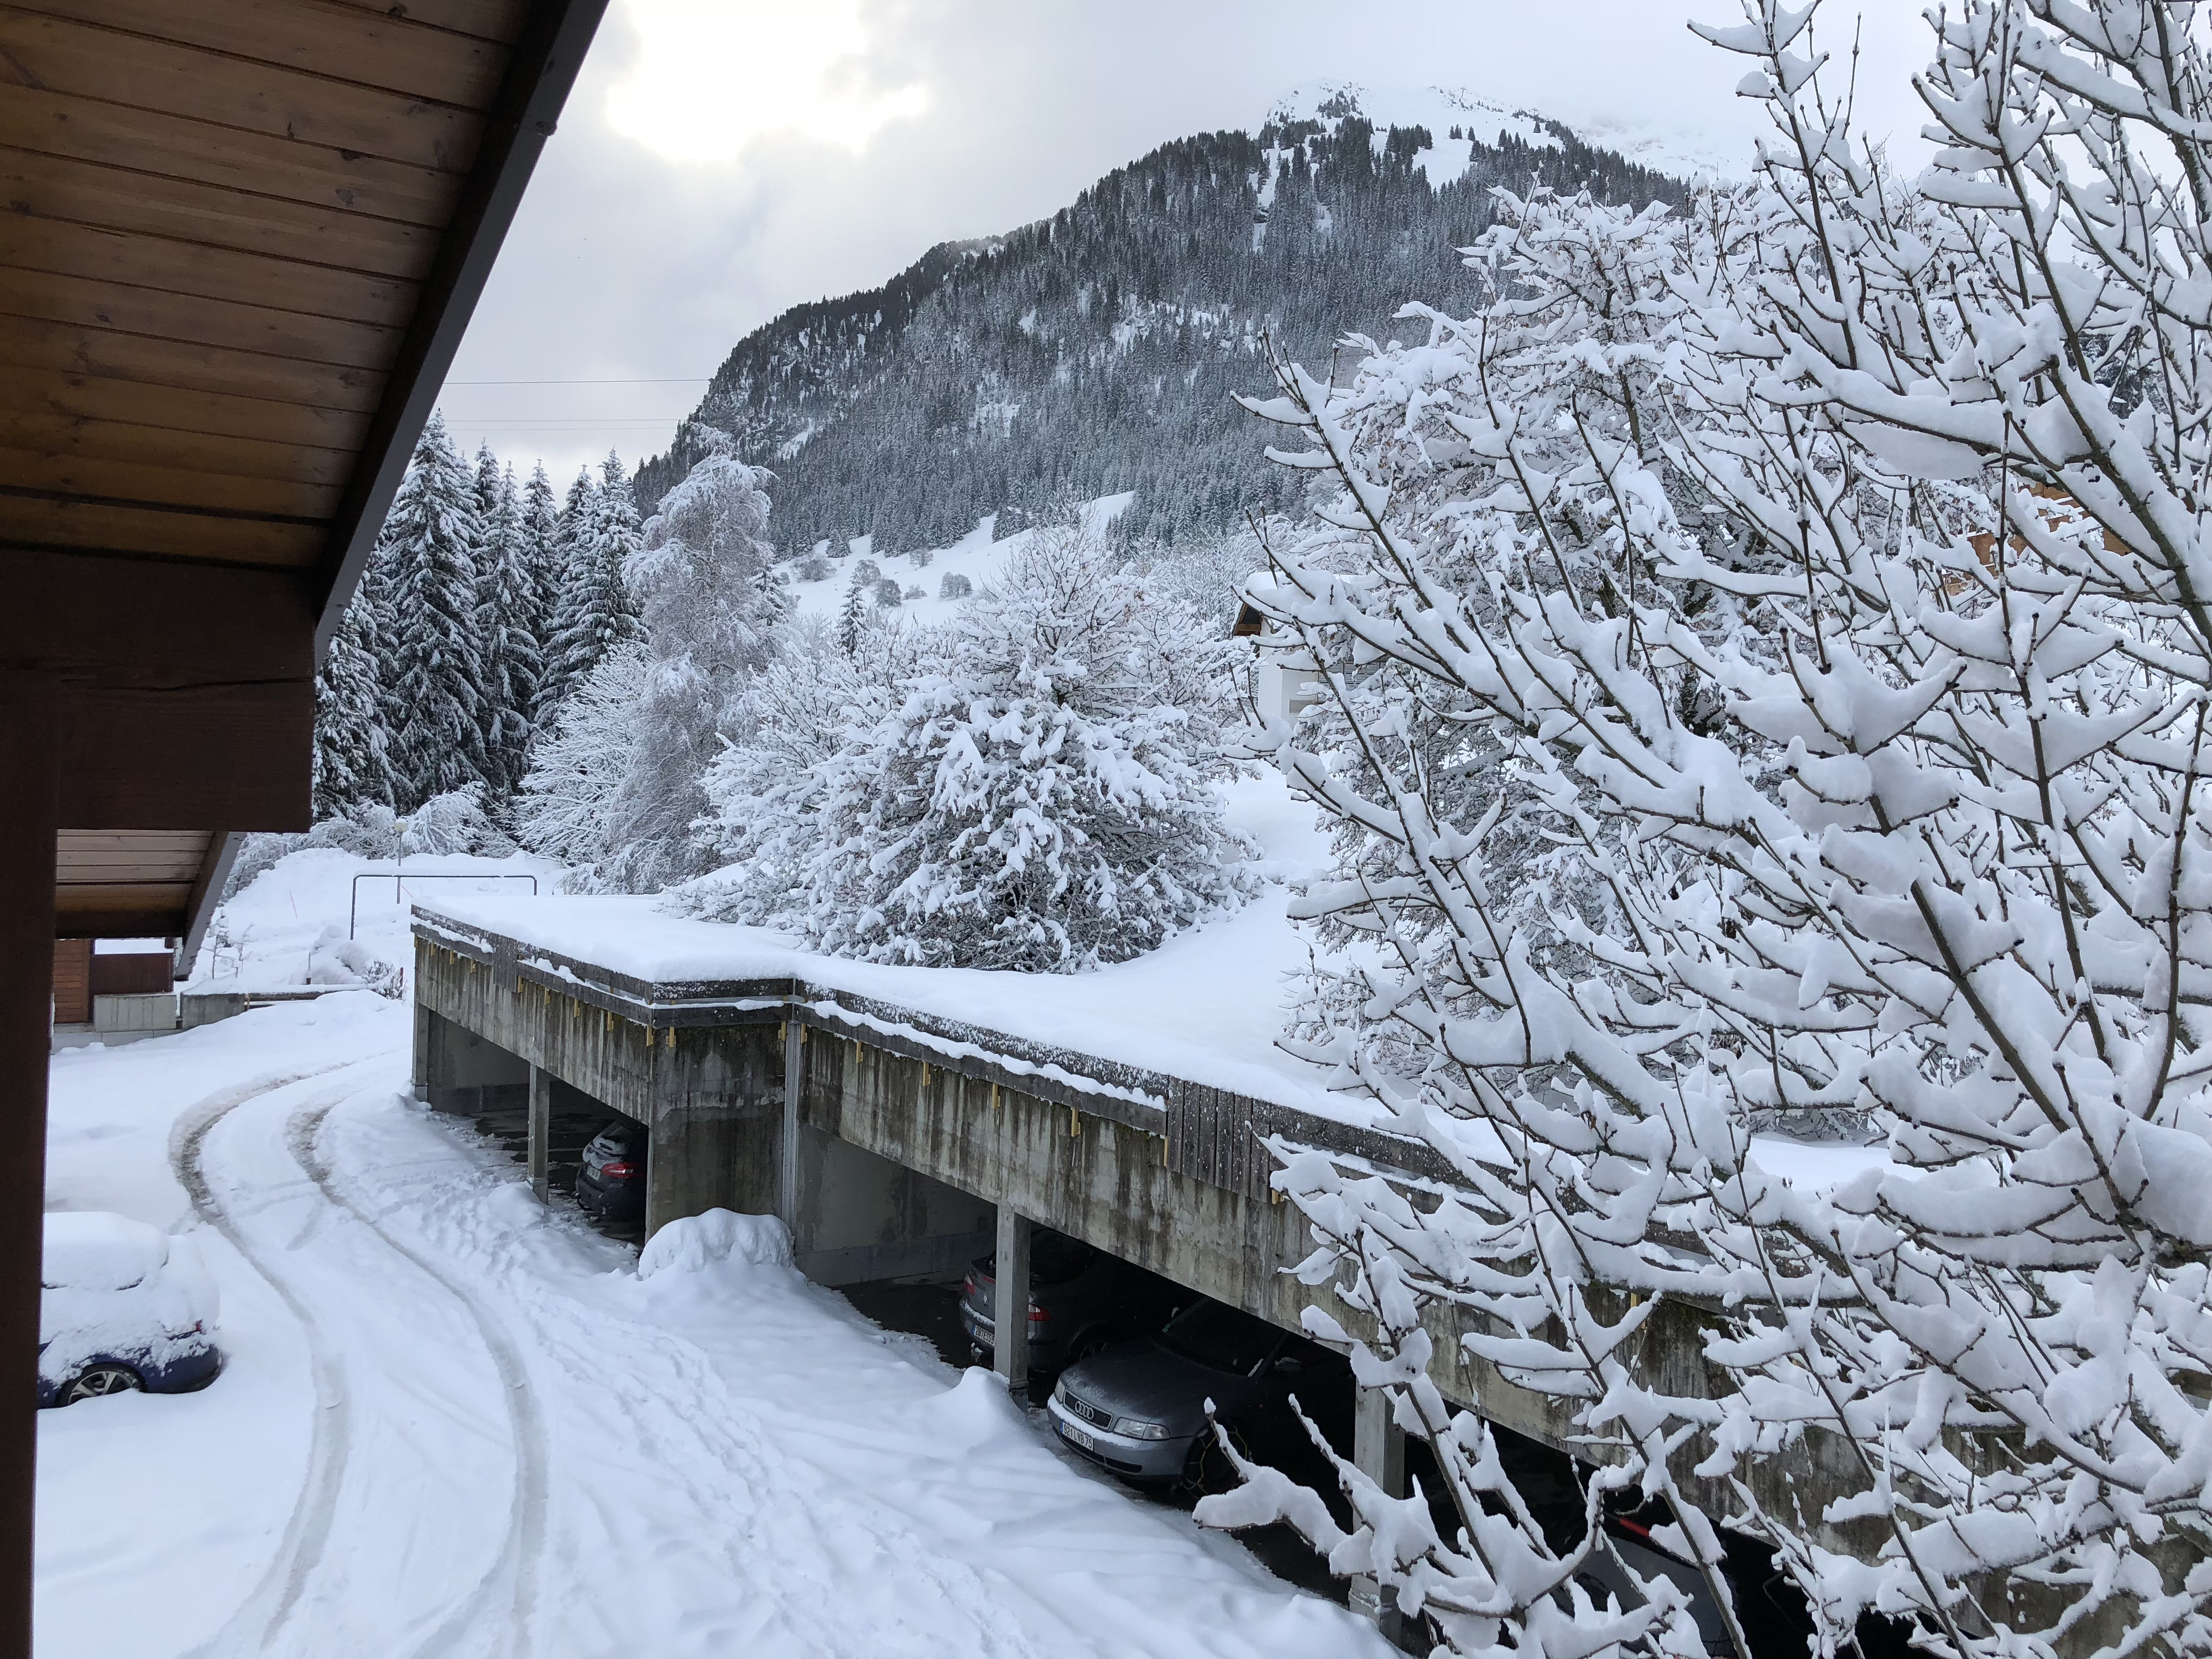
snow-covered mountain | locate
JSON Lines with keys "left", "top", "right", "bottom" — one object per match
{"left": 636, "top": 86, "right": 1697, "bottom": 556}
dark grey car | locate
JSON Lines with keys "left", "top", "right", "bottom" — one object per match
{"left": 959, "top": 1230, "right": 1179, "bottom": 1377}
{"left": 573, "top": 1116, "right": 646, "bottom": 1220}
{"left": 1045, "top": 1298, "right": 1349, "bottom": 1484}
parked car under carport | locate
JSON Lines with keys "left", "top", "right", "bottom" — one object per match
{"left": 1045, "top": 1297, "right": 1349, "bottom": 1485}
{"left": 573, "top": 1116, "right": 647, "bottom": 1222}
{"left": 959, "top": 1228, "right": 1180, "bottom": 1378}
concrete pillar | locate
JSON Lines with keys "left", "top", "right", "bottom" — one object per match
{"left": 643, "top": 1104, "right": 748, "bottom": 1239}
{"left": 0, "top": 670, "right": 59, "bottom": 1657}
{"left": 527, "top": 1063, "right": 550, "bottom": 1202}
{"left": 992, "top": 1206, "right": 1033, "bottom": 1400}
{"left": 411, "top": 1001, "right": 435, "bottom": 1103}
{"left": 779, "top": 1020, "right": 800, "bottom": 1232}
{"left": 1350, "top": 1389, "right": 1408, "bottom": 1639}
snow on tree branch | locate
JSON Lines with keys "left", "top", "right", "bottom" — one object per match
{"left": 1211, "top": 4, "right": 2212, "bottom": 1655}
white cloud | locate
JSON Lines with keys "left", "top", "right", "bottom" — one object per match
{"left": 604, "top": 0, "right": 927, "bottom": 161}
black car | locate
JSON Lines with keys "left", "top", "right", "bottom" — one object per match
{"left": 959, "top": 1230, "right": 1180, "bottom": 1378}
{"left": 573, "top": 1117, "right": 647, "bottom": 1219}
{"left": 1045, "top": 1297, "right": 1352, "bottom": 1485}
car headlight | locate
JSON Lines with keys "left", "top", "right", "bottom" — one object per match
{"left": 1113, "top": 1416, "right": 1171, "bottom": 1441}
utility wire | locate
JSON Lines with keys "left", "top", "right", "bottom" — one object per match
{"left": 443, "top": 377, "right": 714, "bottom": 386}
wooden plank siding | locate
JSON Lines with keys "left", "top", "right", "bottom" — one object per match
{"left": 50, "top": 938, "right": 91, "bottom": 1024}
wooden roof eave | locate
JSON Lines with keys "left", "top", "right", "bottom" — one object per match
{"left": 24, "top": 0, "right": 611, "bottom": 947}
{"left": 310, "top": 0, "right": 612, "bottom": 648}
{"left": 164, "top": 0, "right": 607, "bottom": 960}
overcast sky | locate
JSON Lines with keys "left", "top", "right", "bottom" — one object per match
{"left": 439, "top": 0, "right": 1934, "bottom": 484}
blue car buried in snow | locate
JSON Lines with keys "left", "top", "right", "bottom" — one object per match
{"left": 38, "top": 1212, "right": 221, "bottom": 1408}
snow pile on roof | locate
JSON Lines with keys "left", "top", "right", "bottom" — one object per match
{"left": 429, "top": 775, "right": 1357, "bottom": 1119}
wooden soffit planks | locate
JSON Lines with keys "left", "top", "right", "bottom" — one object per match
{"left": 53, "top": 827, "right": 210, "bottom": 938}
{"left": 0, "top": 0, "right": 526, "bottom": 572}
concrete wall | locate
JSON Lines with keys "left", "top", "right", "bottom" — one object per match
{"left": 791, "top": 1123, "right": 993, "bottom": 1286}
{"left": 92, "top": 992, "right": 176, "bottom": 1034}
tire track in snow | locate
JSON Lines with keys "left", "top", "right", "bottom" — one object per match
{"left": 288, "top": 1102, "right": 548, "bottom": 1659}
{"left": 168, "top": 1063, "right": 372, "bottom": 1659}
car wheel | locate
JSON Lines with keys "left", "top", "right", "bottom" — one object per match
{"left": 1181, "top": 1420, "right": 1249, "bottom": 1496}
{"left": 1069, "top": 1330, "right": 1112, "bottom": 1364}
{"left": 61, "top": 1364, "right": 144, "bottom": 1406}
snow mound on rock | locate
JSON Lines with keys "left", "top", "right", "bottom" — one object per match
{"left": 637, "top": 1209, "right": 792, "bottom": 1279}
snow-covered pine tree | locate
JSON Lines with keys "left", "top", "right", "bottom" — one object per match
{"left": 476, "top": 462, "right": 542, "bottom": 800}
{"left": 536, "top": 468, "right": 597, "bottom": 710}
{"left": 377, "top": 411, "right": 489, "bottom": 808}
{"left": 312, "top": 599, "right": 393, "bottom": 817}
{"left": 836, "top": 563, "right": 872, "bottom": 654}
{"left": 470, "top": 441, "right": 502, "bottom": 525}
{"left": 520, "top": 462, "right": 563, "bottom": 712}
{"left": 801, "top": 528, "right": 1248, "bottom": 970}
{"left": 544, "top": 457, "right": 640, "bottom": 708}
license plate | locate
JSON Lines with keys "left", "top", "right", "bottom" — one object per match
{"left": 1060, "top": 1420, "right": 1097, "bottom": 1453}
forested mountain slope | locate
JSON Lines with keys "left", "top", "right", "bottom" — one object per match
{"left": 636, "top": 89, "right": 1690, "bottom": 554}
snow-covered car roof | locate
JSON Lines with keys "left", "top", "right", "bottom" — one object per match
{"left": 42, "top": 1213, "right": 168, "bottom": 1293}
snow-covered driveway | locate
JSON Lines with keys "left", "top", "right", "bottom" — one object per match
{"left": 40, "top": 995, "right": 1384, "bottom": 1658}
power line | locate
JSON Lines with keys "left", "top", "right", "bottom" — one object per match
{"left": 442, "top": 376, "right": 713, "bottom": 386}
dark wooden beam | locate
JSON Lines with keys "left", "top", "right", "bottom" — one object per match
{"left": 53, "top": 902, "right": 190, "bottom": 938}
{"left": 60, "top": 680, "right": 311, "bottom": 830}
{"left": 0, "top": 670, "right": 59, "bottom": 1659}
{"left": 174, "top": 830, "right": 242, "bottom": 977}
{"left": 0, "top": 548, "right": 312, "bottom": 687}
{"left": 312, "top": 0, "right": 610, "bottom": 653}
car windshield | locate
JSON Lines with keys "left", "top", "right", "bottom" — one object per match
{"left": 1030, "top": 1233, "right": 1094, "bottom": 1286}
{"left": 1159, "top": 1301, "right": 1280, "bottom": 1375}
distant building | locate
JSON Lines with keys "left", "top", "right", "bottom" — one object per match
{"left": 1232, "top": 598, "right": 1322, "bottom": 727}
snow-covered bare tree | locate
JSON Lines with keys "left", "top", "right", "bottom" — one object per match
{"left": 591, "top": 430, "right": 784, "bottom": 890}
{"left": 800, "top": 527, "right": 1250, "bottom": 970}
{"left": 512, "top": 641, "right": 648, "bottom": 871}
{"left": 686, "top": 613, "right": 940, "bottom": 924}
{"left": 1206, "top": 6, "right": 2212, "bottom": 1656}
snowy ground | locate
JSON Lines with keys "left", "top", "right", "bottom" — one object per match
{"left": 40, "top": 995, "right": 1387, "bottom": 1659}
{"left": 781, "top": 497, "right": 1133, "bottom": 631}
{"left": 184, "top": 849, "right": 559, "bottom": 997}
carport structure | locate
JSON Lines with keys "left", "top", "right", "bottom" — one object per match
{"left": 0, "top": 3, "right": 607, "bottom": 1650}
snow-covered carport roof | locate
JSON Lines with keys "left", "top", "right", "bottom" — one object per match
{"left": 0, "top": 1, "right": 608, "bottom": 1650}
{"left": 0, "top": 0, "right": 608, "bottom": 957}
